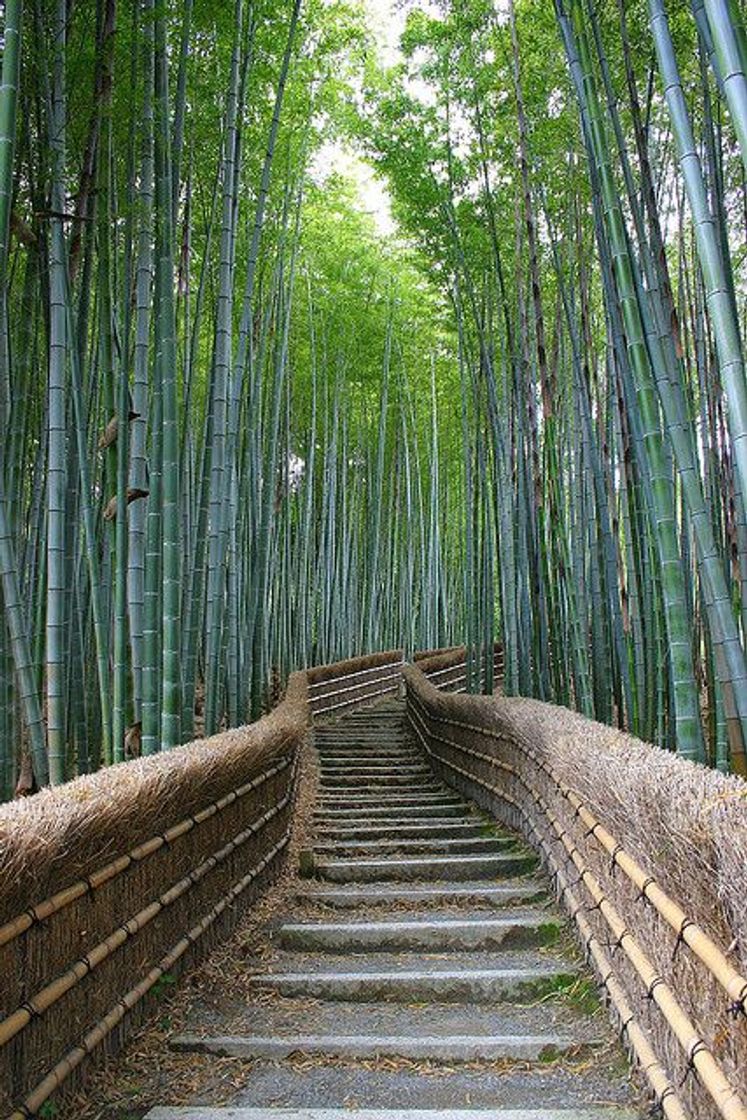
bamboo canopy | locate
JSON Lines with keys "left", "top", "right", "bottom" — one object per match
{"left": 0, "top": 0, "right": 747, "bottom": 788}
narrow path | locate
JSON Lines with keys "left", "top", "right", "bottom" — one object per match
{"left": 146, "top": 700, "right": 642, "bottom": 1120}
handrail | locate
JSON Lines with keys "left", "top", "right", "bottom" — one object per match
{"left": 411, "top": 697, "right": 747, "bottom": 1012}
{"left": 0, "top": 752, "right": 294, "bottom": 950}
{"left": 309, "top": 668, "right": 403, "bottom": 706}
{"left": 405, "top": 664, "right": 747, "bottom": 1120}
{"left": 0, "top": 649, "right": 414, "bottom": 1120}
{"left": 307, "top": 657, "right": 404, "bottom": 693}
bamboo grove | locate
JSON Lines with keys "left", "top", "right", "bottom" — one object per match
{"left": 0, "top": 0, "right": 746, "bottom": 793}
{"left": 362, "top": 0, "right": 747, "bottom": 772}
{"left": 0, "top": 0, "right": 467, "bottom": 795}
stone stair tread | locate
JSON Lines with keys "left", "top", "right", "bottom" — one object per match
{"left": 250, "top": 967, "right": 577, "bottom": 1004}
{"left": 182, "top": 998, "right": 603, "bottom": 1042}
{"left": 313, "top": 852, "right": 536, "bottom": 882}
{"left": 313, "top": 836, "right": 514, "bottom": 856}
{"left": 319, "top": 789, "right": 443, "bottom": 797}
{"left": 276, "top": 913, "right": 562, "bottom": 952}
{"left": 314, "top": 819, "right": 484, "bottom": 839}
{"left": 318, "top": 754, "right": 422, "bottom": 762}
{"left": 168, "top": 1030, "right": 598, "bottom": 1062}
{"left": 314, "top": 805, "right": 471, "bottom": 819}
{"left": 148, "top": 1111, "right": 638, "bottom": 1120}
{"left": 297, "top": 882, "right": 547, "bottom": 907}
{"left": 254, "top": 946, "right": 573, "bottom": 974}
{"left": 144, "top": 1065, "right": 637, "bottom": 1111}
{"left": 277, "top": 913, "right": 559, "bottom": 935}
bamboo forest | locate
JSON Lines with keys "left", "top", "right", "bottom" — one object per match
{"left": 1, "top": 0, "right": 747, "bottom": 795}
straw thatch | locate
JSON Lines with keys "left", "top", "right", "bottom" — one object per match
{"left": 404, "top": 665, "right": 747, "bottom": 1120}
{"left": 0, "top": 671, "right": 309, "bottom": 1115}
{"left": 308, "top": 649, "right": 405, "bottom": 716}
{"left": 306, "top": 648, "right": 404, "bottom": 684}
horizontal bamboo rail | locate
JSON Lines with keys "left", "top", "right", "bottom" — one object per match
{"left": 0, "top": 786, "right": 293, "bottom": 1049}
{"left": 309, "top": 666, "right": 405, "bottom": 714}
{"left": 406, "top": 672, "right": 747, "bottom": 1120}
{"left": 5, "top": 831, "right": 293, "bottom": 1120}
{"left": 0, "top": 650, "right": 418, "bottom": 1117}
{"left": 0, "top": 751, "right": 293, "bottom": 950}
{"left": 411, "top": 698, "right": 747, "bottom": 1014}
{"left": 307, "top": 657, "right": 405, "bottom": 693}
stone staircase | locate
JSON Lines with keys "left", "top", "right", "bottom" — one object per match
{"left": 146, "top": 700, "right": 641, "bottom": 1120}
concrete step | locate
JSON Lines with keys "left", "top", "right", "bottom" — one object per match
{"left": 181, "top": 997, "right": 602, "bottom": 1046}
{"left": 298, "top": 882, "right": 548, "bottom": 909}
{"left": 314, "top": 803, "right": 469, "bottom": 821}
{"left": 317, "top": 747, "right": 420, "bottom": 757}
{"left": 319, "top": 765, "right": 426, "bottom": 774}
{"left": 318, "top": 761, "right": 432, "bottom": 779}
{"left": 312, "top": 851, "right": 537, "bottom": 882}
{"left": 148, "top": 1108, "right": 637, "bottom": 1120}
{"left": 313, "top": 835, "right": 516, "bottom": 858}
{"left": 169, "top": 1030, "right": 592, "bottom": 1062}
{"left": 319, "top": 779, "right": 443, "bottom": 792}
{"left": 318, "top": 749, "right": 421, "bottom": 760}
{"left": 251, "top": 955, "right": 578, "bottom": 1003}
{"left": 314, "top": 820, "right": 485, "bottom": 841}
{"left": 316, "top": 793, "right": 465, "bottom": 808}
{"left": 276, "top": 914, "right": 563, "bottom": 952}
{"left": 315, "top": 736, "right": 410, "bottom": 745}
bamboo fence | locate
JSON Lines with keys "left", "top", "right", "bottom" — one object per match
{"left": 405, "top": 663, "right": 747, "bottom": 1120}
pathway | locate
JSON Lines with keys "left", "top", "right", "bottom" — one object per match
{"left": 145, "top": 700, "right": 642, "bottom": 1120}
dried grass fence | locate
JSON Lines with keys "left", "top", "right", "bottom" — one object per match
{"left": 405, "top": 664, "right": 747, "bottom": 1120}
{"left": 307, "top": 649, "right": 405, "bottom": 717}
{"left": 415, "top": 643, "right": 504, "bottom": 692}
{"left": 0, "top": 650, "right": 414, "bottom": 1119}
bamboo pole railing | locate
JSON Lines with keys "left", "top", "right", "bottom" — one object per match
{"left": 0, "top": 649, "right": 420, "bottom": 1119}
{"left": 405, "top": 664, "right": 747, "bottom": 1120}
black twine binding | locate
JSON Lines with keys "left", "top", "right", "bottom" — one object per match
{"left": 672, "top": 918, "right": 695, "bottom": 961}
{"left": 728, "top": 982, "right": 747, "bottom": 1019}
{"left": 637, "top": 876, "right": 655, "bottom": 904}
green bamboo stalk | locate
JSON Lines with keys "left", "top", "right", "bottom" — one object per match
{"left": 559, "top": 0, "right": 705, "bottom": 759}
{"left": 153, "top": 1, "right": 181, "bottom": 750}
{"left": 46, "top": 0, "right": 69, "bottom": 784}
{"left": 702, "top": 0, "right": 747, "bottom": 172}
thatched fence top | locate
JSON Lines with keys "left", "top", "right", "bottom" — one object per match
{"left": 404, "top": 664, "right": 747, "bottom": 1120}
{"left": 0, "top": 651, "right": 411, "bottom": 1120}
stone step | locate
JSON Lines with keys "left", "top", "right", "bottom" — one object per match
{"left": 312, "top": 851, "right": 537, "bottom": 883}
{"left": 314, "top": 819, "right": 485, "bottom": 841}
{"left": 317, "top": 749, "right": 421, "bottom": 759}
{"left": 319, "top": 780, "right": 442, "bottom": 793}
{"left": 319, "top": 767, "right": 432, "bottom": 780}
{"left": 276, "top": 914, "right": 562, "bottom": 952}
{"left": 251, "top": 958, "right": 577, "bottom": 1003}
{"left": 298, "top": 882, "right": 547, "bottom": 909}
{"left": 147, "top": 1108, "right": 637, "bottom": 1120}
{"left": 319, "top": 750, "right": 421, "bottom": 758}
{"left": 315, "top": 735, "right": 410, "bottom": 744}
{"left": 168, "top": 1030, "right": 591, "bottom": 1062}
{"left": 316, "top": 793, "right": 465, "bottom": 808}
{"left": 318, "top": 766, "right": 423, "bottom": 775}
{"left": 312, "top": 835, "right": 515, "bottom": 858}
{"left": 182, "top": 997, "right": 601, "bottom": 1045}
{"left": 314, "top": 803, "right": 469, "bottom": 821}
